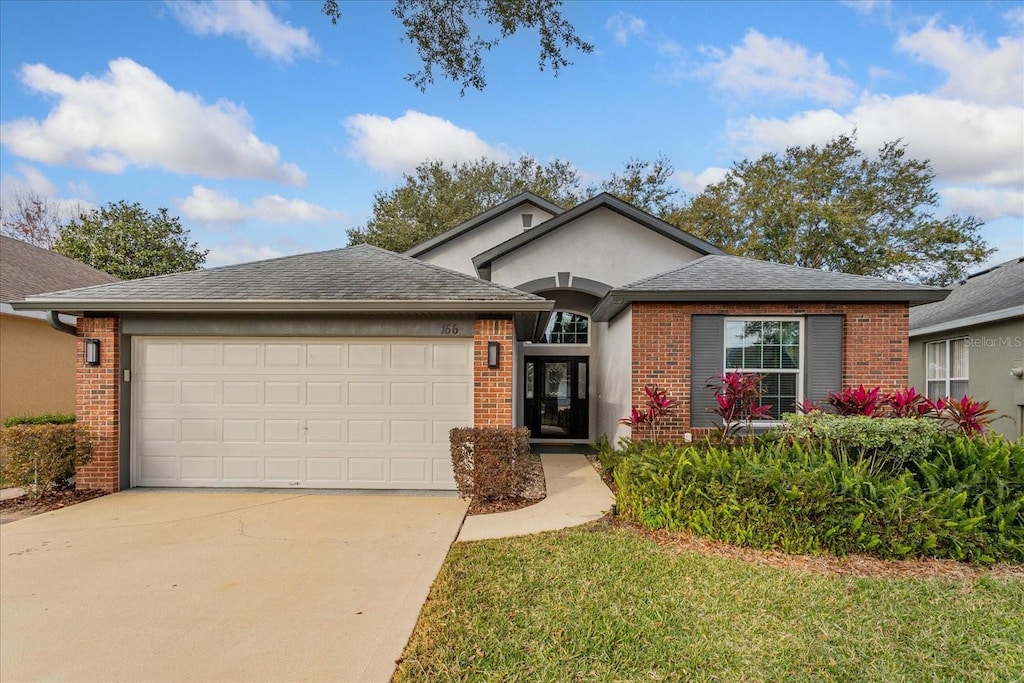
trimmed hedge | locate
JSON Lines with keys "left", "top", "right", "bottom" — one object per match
{"left": 3, "top": 413, "right": 76, "bottom": 427}
{"left": 450, "top": 427, "right": 533, "bottom": 502}
{"left": 0, "top": 423, "right": 94, "bottom": 498}
{"left": 613, "top": 435, "right": 1024, "bottom": 563}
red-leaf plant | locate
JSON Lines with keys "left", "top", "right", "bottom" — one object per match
{"left": 706, "top": 372, "right": 773, "bottom": 438}
{"left": 620, "top": 385, "right": 676, "bottom": 443}
{"left": 933, "top": 396, "right": 998, "bottom": 435}
{"left": 826, "top": 385, "right": 882, "bottom": 416}
{"left": 883, "top": 387, "right": 936, "bottom": 418}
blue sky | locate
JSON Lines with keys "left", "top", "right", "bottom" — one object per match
{"left": 1, "top": 0, "right": 1021, "bottom": 271}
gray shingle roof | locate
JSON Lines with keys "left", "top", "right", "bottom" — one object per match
{"left": 13, "top": 244, "right": 551, "bottom": 314}
{"left": 910, "top": 257, "right": 1024, "bottom": 334}
{"left": 404, "top": 192, "right": 566, "bottom": 258}
{"left": 593, "top": 254, "right": 948, "bottom": 320}
{"left": 0, "top": 235, "right": 118, "bottom": 303}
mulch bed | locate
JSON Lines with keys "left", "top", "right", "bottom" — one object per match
{"left": 0, "top": 488, "right": 108, "bottom": 518}
{"left": 467, "top": 454, "right": 546, "bottom": 515}
{"left": 610, "top": 516, "right": 1024, "bottom": 580}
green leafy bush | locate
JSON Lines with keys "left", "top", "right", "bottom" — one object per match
{"left": 594, "top": 435, "right": 645, "bottom": 477}
{"left": 784, "top": 412, "right": 940, "bottom": 474}
{"left": 613, "top": 435, "right": 1024, "bottom": 563}
{"left": 450, "top": 427, "right": 533, "bottom": 503}
{"left": 3, "top": 413, "right": 76, "bottom": 427}
{"left": 0, "top": 423, "right": 94, "bottom": 498}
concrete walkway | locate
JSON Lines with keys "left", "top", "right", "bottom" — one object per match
{"left": 0, "top": 487, "right": 25, "bottom": 501}
{"left": 458, "top": 453, "right": 614, "bottom": 542}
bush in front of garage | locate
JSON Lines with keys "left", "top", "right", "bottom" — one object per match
{"left": 0, "top": 419, "right": 94, "bottom": 498}
{"left": 450, "top": 427, "right": 532, "bottom": 502}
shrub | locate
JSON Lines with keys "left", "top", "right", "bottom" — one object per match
{"left": 613, "top": 435, "right": 1024, "bottom": 563}
{"left": 784, "top": 412, "right": 940, "bottom": 474}
{"left": 450, "top": 427, "right": 533, "bottom": 503}
{"left": 2, "top": 413, "right": 76, "bottom": 427}
{"left": 705, "top": 372, "right": 773, "bottom": 437}
{"left": 594, "top": 435, "right": 644, "bottom": 477}
{"left": 0, "top": 423, "right": 94, "bottom": 499}
{"left": 619, "top": 385, "right": 675, "bottom": 443}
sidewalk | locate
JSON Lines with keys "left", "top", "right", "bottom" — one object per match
{"left": 458, "top": 453, "right": 614, "bottom": 542}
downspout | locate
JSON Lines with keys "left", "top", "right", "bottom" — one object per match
{"left": 47, "top": 310, "right": 77, "bottom": 336}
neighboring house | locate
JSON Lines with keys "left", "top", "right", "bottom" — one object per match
{"left": 12, "top": 193, "right": 946, "bottom": 493}
{"left": 909, "top": 257, "right": 1024, "bottom": 441}
{"left": 0, "top": 236, "right": 118, "bottom": 421}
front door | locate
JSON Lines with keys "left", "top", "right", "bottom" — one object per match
{"left": 524, "top": 357, "right": 588, "bottom": 439}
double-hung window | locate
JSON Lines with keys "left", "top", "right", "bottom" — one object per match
{"left": 724, "top": 318, "right": 803, "bottom": 420}
{"left": 925, "top": 338, "right": 969, "bottom": 401}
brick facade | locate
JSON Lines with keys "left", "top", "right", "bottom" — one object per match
{"left": 75, "top": 317, "right": 120, "bottom": 493}
{"left": 473, "top": 317, "right": 515, "bottom": 428}
{"left": 631, "top": 302, "right": 909, "bottom": 440}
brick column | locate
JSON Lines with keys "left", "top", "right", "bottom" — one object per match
{"left": 76, "top": 317, "right": 120, "bottom": 492}
{"left": 474, "top": 317, "right": 515, "bottom": 428}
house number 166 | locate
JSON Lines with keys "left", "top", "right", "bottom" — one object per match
{"left": 440, "top": 323, "right": 460, "bottom": 335}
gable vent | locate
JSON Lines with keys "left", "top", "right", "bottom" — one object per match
{"left": 521, "top": 213, "right": 533, "bottom": 229}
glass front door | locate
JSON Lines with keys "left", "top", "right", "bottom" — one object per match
{"left": 524, "top": 357, "right": 588, "bottom": 439}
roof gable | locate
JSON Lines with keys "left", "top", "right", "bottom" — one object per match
{"left": 13, "top": 244, "right": 552, "bottom": 314}
{"left": 404, "top": 192, "right": 565, "bottom": 258}
{"left": 471, "top": 193, "right": 724, "bottom": 269}
{"left": 0, "top": 236, "right": 118, "bottom": 303}
{"left": 910, "top": 257, "right": 1024, "bottom": 334}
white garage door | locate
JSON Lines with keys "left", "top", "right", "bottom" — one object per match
{"left": 132, "top": 337, "right": 473, "bottom": 489}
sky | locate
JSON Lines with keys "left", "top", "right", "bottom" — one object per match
{"left": 0, "top": 0, "right": 1021, "bottom": 272}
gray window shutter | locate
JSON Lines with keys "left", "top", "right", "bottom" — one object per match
{"left": 805, "top": 315, "right": 844, "bottom": 406}
{"left": 691, "top": 315, "right": 725, "bottom": 428}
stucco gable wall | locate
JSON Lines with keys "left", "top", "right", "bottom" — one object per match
{"left": 489, "top": 207, "right": 703, "bottom": 289}
{"left": 416, "top": 206, "right": 556, "bottom": 276}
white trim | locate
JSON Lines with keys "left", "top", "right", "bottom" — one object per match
{"left": 910, "top": 305, "right": 1024, "bottom": 337}
{"left": 925, "top": 337, "right": 969, "bottom": 400}
{"left": 1, "top": 303, "right": 77, "bottom": 325}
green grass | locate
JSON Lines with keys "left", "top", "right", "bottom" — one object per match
{"left": 395, "top": 524, "right": 1024, "bottom": 682}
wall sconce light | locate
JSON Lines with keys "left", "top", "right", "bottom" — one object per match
{"left": 85, "top": 339, "right": 101, "bottom": 366}
{"left": 487, "top": 341, "right": 500, "bottom": 369}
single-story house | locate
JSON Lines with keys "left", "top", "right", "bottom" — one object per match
{"left": 12, "top": 193, "right": 946, "bottom": 492}
{"left": 909, "top": 257, "right": 1024, "bottom": 441}
{"left": 0, "top": 236, "right": 118, "bottom": 420}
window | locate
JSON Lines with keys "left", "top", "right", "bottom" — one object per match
{"left": 540, "top": 311, "right": 589, "bottom": 344}
{"left": 724, "top": 318, "right": 802, "bottom": 420}
{"left": 926, "top": 338, "right": 968, "bottom": 401}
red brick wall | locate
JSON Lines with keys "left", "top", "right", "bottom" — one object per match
{"left": 631, "top": 302, "right": 909, "bottom": 440}
{"left": 474, "top": 317, "right": 515, "bottom": 428}
{"left": 75, "top": 317, "right": 120, "bottom": 492}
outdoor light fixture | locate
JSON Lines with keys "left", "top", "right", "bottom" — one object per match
{"left": 487, "top": 341, "right": 500, "bottom": 369}
{"left": 85, "top": 339, "right": 101, "bottom": 366}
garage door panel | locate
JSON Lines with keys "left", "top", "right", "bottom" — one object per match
{"left": 133, "top": 337, "right": 473, "bottom": 489}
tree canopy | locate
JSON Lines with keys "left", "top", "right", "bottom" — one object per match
{"left": 347, "top": 156, "right": 584, "bottom": 253}
{"left": 0, "top": 188, "right": 79, "bottom": 250}
{"left": 675, "top": 134, "right": 991, "bottom": 285}
{"left": 54, "top": 201, "right": 208, "bottom": 280}
{"left": 322, "top": 0, "right": 592, "bottom": 94}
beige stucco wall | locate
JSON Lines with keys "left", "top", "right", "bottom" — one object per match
{"left": 595, "top": 307, "right": 632, "bottom": 444}
{"left": 909, "top": 317, "right": 1024, "bottom": 440}
{"left": 0, "top": 313, "right": 77, "bottom": 420}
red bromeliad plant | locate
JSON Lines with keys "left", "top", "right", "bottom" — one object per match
{"left": 933, "top": 396, "right": 998, "bottom": 435}
{"left": 620, "top": 385, "right": 676, "bottom": 442}
{"left": 706, "top": 372, "right": 773, "bottom": 438}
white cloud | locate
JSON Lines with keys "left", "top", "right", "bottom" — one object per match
{"left": 698, "top": 30, "right": 855, "bottom": 106}
{"left": 839, "top": 0, "right": 892, "bottom": 17}
{"left": 0, "top": 164, "right": 95, "bottom": 217}
{"left": 606, "top": 12, "right": 646, "bottom": 46}
{"left": 0, "top": 58, "right": 305, "bottom": 185}
{"left": 205, "top": 242, "right": 286, "bottom": 268}
{"left": 178, "top": 186, "right": 345, "bottom": 224}
{"left": 896, "top": 21, "right": 1023, "bottom": 106}
{"left": 942, "top": 187, "right": 1024, "bottom": 222}
{"left": 675, "top": 167, "right": 729, "bottom": 194}
{"left": 167, "top": 0, "right": 317, "bottom": 62}
{"left": 344, "top": 110, "right": 507, "bottom": 174}
{"left": 728, "top": 93, "right": 1024, "bottom": 187}
{"left": 1004, "top": 5, "right": 1024, "bottom": 28}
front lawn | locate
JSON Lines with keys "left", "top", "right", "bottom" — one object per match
{"left": 396, "top": 524, "right": 1024, "bottom": 682}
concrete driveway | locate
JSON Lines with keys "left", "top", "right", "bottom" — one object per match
{"left": 0, "top": 490, "right": 468, "bottom": 682}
